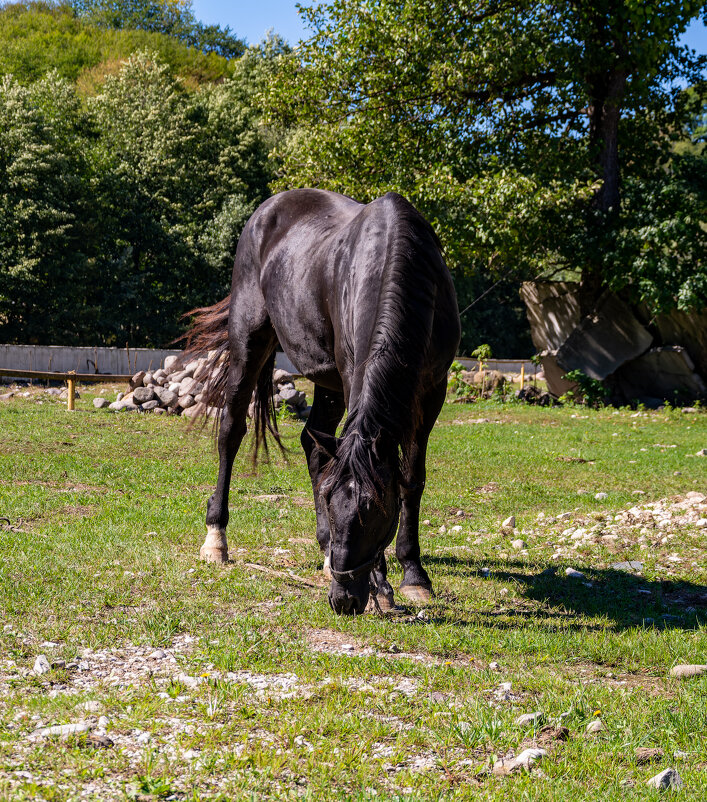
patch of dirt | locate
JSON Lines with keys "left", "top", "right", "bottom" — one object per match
{"left": 0, "top": 479, "right": 104, "bottom": 493}
{"left": 305, "top": 628, "right": 472, "bottom": 667}
{"left": 291, "top": 494, "right": 315, "bottom": 508}
{"left": 59, "top": 504, "right": 96, "bottom": 519}
{"left": 520, "top": 725, "right": 570, "bottom": 752}
{"left": 555, "top": 662, "right": 671, "bottom": 695}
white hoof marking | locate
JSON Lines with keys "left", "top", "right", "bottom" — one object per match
{"left": 200, "top": 526, "right": 228, "bottom": 563}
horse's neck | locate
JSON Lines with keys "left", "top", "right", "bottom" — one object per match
{"left": 346, "top": 264, "right": 435, "bottom": 447}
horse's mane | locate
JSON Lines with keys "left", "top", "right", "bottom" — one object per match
{"left": 320, "top": 194, "right": 442, "bottom": 501}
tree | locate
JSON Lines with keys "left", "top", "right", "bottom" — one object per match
{"left": 0, "top": 72, "right": 95, "bottom": 343}
{"left": 87, "top": 50, "right": 272, "bottom": 345}
{"left": 0, "top": 1, "right": 236, "bottom": 87}
{"left": 266, "top": 0, "right": 707, "bottom": 343}
{"left": 70, "top": 0, "right": 246, "bottom": 58}
{"left": 0, "top": 44, "right": 280, "bottom": 346}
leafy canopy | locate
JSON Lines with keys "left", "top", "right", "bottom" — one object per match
{"left": 267, "top": 0, "right": 707, "bottom": 316}
{"left": 0, "top": 1, "right": 236, "bottom": 87}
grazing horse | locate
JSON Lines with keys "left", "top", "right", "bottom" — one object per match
{"left": 184, "top": 189, "right": 460, "bottom": 615}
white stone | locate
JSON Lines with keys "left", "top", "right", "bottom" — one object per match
{"left": 31, "top": 722, "right": 92, "bottom": 739}
{"left": 514, "top": 748, "right": 547, "bottom": 768}
{"left": 516, "top": 711, "right": 544, "bottom": 726}
{"left": 97, "top": 716, "right": 109, "bottom": 729}
{"left": 502, "top": 516, "right": 516, "bottom": 529}
{"left": 33, "top": 655, "right": 51, "bottom": 675}
{"left": 511, "top": 539, "right": 527, "bottom": 550}
{"left": 565, "top": 567, "right": 585, "bottom": 578}
{"left": 83, "top": 701, "right": 102, "bottom": 713}
{"left": 163, "top": 355, "right": 180, "bottom": 372}
{"left": 586, "top": 719, "right": 604, "bottom": 733}
{"left": 595, "top": 492, "right": 608, "bottom": 500}
{"left": 646, "top": 768, "right": 683, "bottom": 790}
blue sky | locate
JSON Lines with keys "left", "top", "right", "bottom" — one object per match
{"left": 192, "top": 1, "right": 706, "bottom": 52}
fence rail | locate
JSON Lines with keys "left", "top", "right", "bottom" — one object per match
{"left": 0, "top": 368, "right": 133, "bottom": 411}
{"left": 0, "top": 368, "right": 131, "bottom": 383}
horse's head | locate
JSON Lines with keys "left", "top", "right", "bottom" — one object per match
{"left": 315, "top": 431, "right": 400, "bottom": 615}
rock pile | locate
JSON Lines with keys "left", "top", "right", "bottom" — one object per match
{"left": 268, "top": 369, "right": 309, "bottom": 419}
{"left": 93, "top": 356, "right": 309, "bottom": 419}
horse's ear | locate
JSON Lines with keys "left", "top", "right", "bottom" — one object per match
{"left": 308, "top": 429, "right": 340, "bottom": 459}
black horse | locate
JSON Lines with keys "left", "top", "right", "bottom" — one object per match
{"left": 184, "top": 189, "right": 460, "bottom": 615}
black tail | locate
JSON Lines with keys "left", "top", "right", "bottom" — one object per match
{"left": 177, "top": 296, "right": 286, "bottom": 462}
{"left": 178, "top": 296, "right": 231, "bottom": 429}
{"left": 252, "top": 348, "right": 286, "bottom": 463}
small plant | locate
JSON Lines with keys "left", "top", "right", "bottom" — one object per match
{"left": 276, "top": 400, "right": 299, "bottom": 423}
{"left": 471, "top": 344, "right": 493, "bottom": 396}
{"left": 447, "top": 361, "right": 471, "bottom": 398}
{"left": 471, "top": 343, "right": 492, "bottom": 373}
{"left": 562, "top": 369, "right": 607, "bottom": 408}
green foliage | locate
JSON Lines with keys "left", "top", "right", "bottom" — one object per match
{"left": 266, "top": 0, "right": 707, "bottom": 344}
{"left": 0, "top": 1, "right": 235, "bottom": 87}
{"left": 561, "top": 370, "right": 608, "bottom": 408}
{"left": 471, "top": 343, "right": 492, "bottom": 371}
{"left": 70, "top": 0, "right": 245, "bottom": 59}
{"left": 0, "top": 72, "right": 94, "bottom": 343}
{"left": 446, "top": 360, "right": 471, "bottom": 398}
{"left": 0, "top": 48, "right": 277, "bottom": 345}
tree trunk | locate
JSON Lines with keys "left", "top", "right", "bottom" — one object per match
{"left": 580, "top": 67, "right": 627, "bottom": 315}
{"left": 589, "top": 68, "right": 627, "bottom": 214}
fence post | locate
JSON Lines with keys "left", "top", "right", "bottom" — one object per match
{"left": 67, "top": 371, "right": 76, "bottom": 411}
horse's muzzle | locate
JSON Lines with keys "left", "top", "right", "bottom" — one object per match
{"left": 328, "top": 577, "right": 369, "bottom": 615}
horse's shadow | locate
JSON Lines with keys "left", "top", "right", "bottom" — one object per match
{"left": 424, "top": 555, "right": 707, "bottom": 632}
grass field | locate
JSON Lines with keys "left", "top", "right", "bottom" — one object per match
{"left": 0, "top": 385, "right": 706, "bottom": 800}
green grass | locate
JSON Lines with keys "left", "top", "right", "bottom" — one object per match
{"left": 0, "top": 387, "right": 706, "bottom": 799}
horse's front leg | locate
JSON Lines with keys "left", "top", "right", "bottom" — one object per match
{"left": 396, "top": 472, "right": 433, "bottom": 602}
{"left": 368, "top": 551, "right": 396, "bottom": 612}
{"left": 300, "top": 385, "right": 345, "bottom": 575}
{"left": 397, "top": 382, "right": 446, "bottom": 603}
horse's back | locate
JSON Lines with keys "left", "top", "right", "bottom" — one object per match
{"left": 234, "top": 189, "right": 459, "bottom": 390}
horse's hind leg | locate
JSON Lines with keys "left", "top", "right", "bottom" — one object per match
{"left": 201, "top": 326, "right": 276, "bottom": 562}
{"left": 300, "top": 384, "right": 345, "bottom": 575}
{"left": 397, "top": 380, "right": 447, "bottom": 603}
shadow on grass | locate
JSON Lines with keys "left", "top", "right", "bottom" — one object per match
{"left": 426, "top": 555, "right": 707, "bottom": 632}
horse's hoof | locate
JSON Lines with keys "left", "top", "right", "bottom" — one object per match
{"left": 323, "top": 555, "right": 332, "bottom": 581}
{"left": 374, "top": 588, "right": 397, "bottom": 612}
{"left": 399, "top": 584, "right": 434, "bottom": 604}
{"left": 200, "top": 527, "right": 228, "bottom": 563}
{"left": 199, "top": 546, "right": 228, "bottom": 563}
